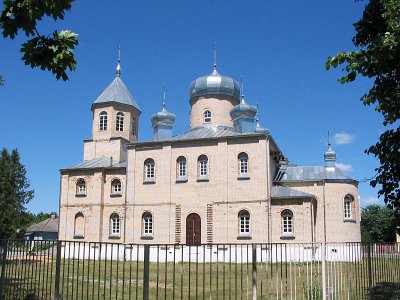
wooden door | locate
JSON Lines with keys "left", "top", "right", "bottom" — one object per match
{"left": 186, "top": 213, "right": 201, "bottom": 245}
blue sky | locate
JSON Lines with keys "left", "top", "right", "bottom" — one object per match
{"left": 0, "top": 1, "right": 385, "bottom": 213}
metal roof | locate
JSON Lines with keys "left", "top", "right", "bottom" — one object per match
{"left": 189, "top": 69, "right": 241, "bottom": 103}
{"left": 63, "top": 156, "right": 127, "bottom": 170}
{"left": 92, "top": 77, "right": 140, "bottom": 111}
{"left": 26, "top": 217, "right": 59, "bottom": 233}
{"left": 274, "top": 166, "right": 355, "bottom": 182}
{"left": 271, "top": 186, "right": 315, "bottom": 199}
{"left": 161, "top": 125, "right": 265, "bottom": 142}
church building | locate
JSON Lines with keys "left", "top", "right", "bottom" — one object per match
{"left": 58, "top": 59, "right": 361, "bottom": 245}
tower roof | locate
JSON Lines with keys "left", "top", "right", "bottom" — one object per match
{"left": 92, "top": 76, "right": 141, "bottom": 111}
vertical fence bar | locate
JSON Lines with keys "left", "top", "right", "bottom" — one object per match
{"left": 54, "top": 240, "right": 62, "bottom": 300}
{"left": 252, "top": 244, "right": 257, "bottom": 300}
{"left": 143, "top": 245, "right": 150, "bottom": 300}
{"left": 0, "top": 240, "right": 7, "bottom": 300}
{"left": 367, "top": 243, "right": 373, "bottom": 299}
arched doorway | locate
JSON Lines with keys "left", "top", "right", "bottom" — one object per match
{"left": 186, "top": 213, "right": 201, "bottom": 245}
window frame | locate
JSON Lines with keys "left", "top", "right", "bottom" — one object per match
{"left": 99, "top": 111, "right": 108, "bottom": 131}
{"left": 238, "top": 210, "right": 251, "bottom": 238}
{"left": 281, "top": 210, "right": 294, "bottom": 238}
{"left": 132, "top": 116, "right": 136, "bottom": 136}
{"left": 111, "top": 178, "right": 122, "bottom": 196}
{"left": 238, "top": 152, "right": 250, "bottom": 179}
{"left": 203, "top": 110, "right": 212, "bottom": 123}
{"left": 176, "top": 156, "right": 188, "bottom": 182}
{"left": 116, "top": 112, "right": 124, "bottom": 131}
{"left": 197, "top": 155, "right": 209, "bottom": 181}
{"left": 144, "top": 158, "right": 156, "bottom": 183}
{"left": 344, "top": 195, "right": 355, "bottom": 222}
{"left": 141, "top": 212, "right": 153, "bottom": 238}
{"left": 76, "top": 179, "right": 86, "bottom": 197}
{"left": 109, "top": 213, "right": 121, "bottom": 238}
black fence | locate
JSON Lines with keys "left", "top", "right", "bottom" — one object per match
{"left": 0, "top": 240, "right": 399, "bottom": 299}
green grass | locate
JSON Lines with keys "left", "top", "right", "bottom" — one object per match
{"left": 2, "top": 253, "right": 400, "bottom": 299}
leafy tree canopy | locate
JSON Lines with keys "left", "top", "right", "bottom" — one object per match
{"left": 0, "top": 0, "right": 78, "bottom": 81}
{"left": 0, "top": 148, "right": 34, "bottom": 239}
{"left": 325, "top": 0, "right": 400, "bottom": 222}
{"left": 361, "top": 204, "right": 397, "bottom": 243}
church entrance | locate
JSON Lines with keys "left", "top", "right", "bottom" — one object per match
{"left": 186, "top": 213, "right": 201, "bottom": 245}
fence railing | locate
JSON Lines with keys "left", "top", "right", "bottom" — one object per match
{"left": 0, "top": 241, "right": 399, "bottom": 299}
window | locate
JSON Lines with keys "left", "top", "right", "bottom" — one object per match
{"left": 111, "top": 179, "right": 122, "bottom": 195}
{"left": 110, "top": 213, "right": 120, "bottom": 236}
{"left": 281, "top": 210, "right": 294, "bottom": 237}
{"left": 99, "top": 111, "right": 108, "bottom": 131}
{"left": 197, "top": 155, "right": 208, "bottom": 180}
{"left": 238, "top": 210, "right": 250, "bottom": 237}
{"left": 74, "top": 213, "right": 84, "bottom": 238}
{"left": 344, "top": 195, "right": 354, "bottom": 220}
{"left": 76, "top": 179, "right": 86, "bottom": 196}
{"left": 132, "top": 117, "right": 136, "bottom": 135}
{"left": 144, "top": 158, "right": 155, "bottom": 183}
{"left": 177, "top": 156, "right": 187, "bottom": 181}
{"left": 203, "top": 110, "right": 212, "bottom": 123}
{"left": 142, "top": 212, "right": 153, "bottom": 237}
{"left": 238, "top": 152, "right": 249, "bottom": 178}
{"left": 116, "top": 112, "right": 124, "bottom": 131}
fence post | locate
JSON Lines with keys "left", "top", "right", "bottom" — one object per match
{"left": 0, "top": 240, "right": 8, "bottom": 300}
{"left": 143, "top": 245, "right": 150, "bottom": 300}
{"left": 367, "top": 243, "right": 373, "bottom": 299}
{"left": 252, "top": 244, "right": 257, "bottom": 300}
{"left": 54, "top": 240, "right": 62, "bottom": 300}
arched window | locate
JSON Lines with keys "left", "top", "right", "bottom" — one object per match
{"left": 238, "top": 210, "right": 250, "bottom": 236}
{"left": 74, "top": 212, "right": 85, "bottom": 238}
{"left": 177, "top": 156, "right": 187, "bottom": 181}
{"left": 144, "top": 158, "right": 155, "bottom": 182}
{"left": 76, "top": 179, "right": 86, "bottom": 196}
{"left": 344, "top": 195, "right": 354, "bottom": 220}
{"left": 116, "top": 112, "right": 124, "bottom": 131}
{"left": 203, "top": 110, "right": 212, "bottom": 123}
{"left": 111, "top": 179, "right": 122, "bottom": 195}
{"left": 110, "top": 213, "right": 120, "bottom": 236}
{"left": 198, "top": 155, "right": 209, "bottom": 180}
{"left": 238, "top": 152, "right": 249, "bottom": 177}
{"left": 132, "top": 116, "right": 136, "bottom": 135}
{"left": 281, "top": 210, "right": 294, "bottom": 236}
{"left": 142, "top": 212, "right": 153, "bottom": 237}
{"left": 99, "top": 111, "right": 108, "bottom": 131}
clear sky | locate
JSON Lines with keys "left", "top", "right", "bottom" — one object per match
{"left": 0, "top": 1, "right": 385, "bottom": 214}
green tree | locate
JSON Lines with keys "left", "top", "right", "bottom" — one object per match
{"left": 361, "top": 204, "right": 397, "bottom": 243}
{"left": 325, "top": 0, "right": 400, "bottom": 226}
{"left": 0, "top": 148, "right": 34, "bottom": 239}
{"left": 0, "top": 0, "right": 78, "bottom": 81}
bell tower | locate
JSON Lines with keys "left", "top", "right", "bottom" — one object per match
{"left": 83, "top": 54, "right": 141, "bottom": 162}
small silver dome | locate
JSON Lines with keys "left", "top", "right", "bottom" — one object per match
{"left": 255, "top": 118, "right": 270, "bottom": 135}
{"left": 189, "top": 69, "right": 241, "bottom": 103}
{"left": 151, "top": 108, "right": 176, "bottom": 127}
{"left": 324, "top": 143, "right": 336, "bottom": 162}
{"left": 230, "top": 100, "right": 257, "bottom": 120}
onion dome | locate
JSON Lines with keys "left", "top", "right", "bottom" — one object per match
{"left": 189, "top": 67, "right": 241, "bottom": 103}
{"left": 324, "top": 142, "right": 336, "bottom": 168}
{"left": 230, "top": 96, "right": 257, "bottom": 121}
{"left": 151, "top": 89, "right": 176, "bottom": 141}
{"left": 151, "top": 107, "right": 176, "bottom": 128}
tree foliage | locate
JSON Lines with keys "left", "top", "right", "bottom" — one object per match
{"left": 325, "top": 0, "right": 400, "bottom": 221}
{"left": 0, "top": 0, "right": 78, "bottom": 81}
{"left": 361, "top": 204, "right": 397, "bottom": 243}
{"left": 0, "top": 148, "right": 34, "bottom": 239}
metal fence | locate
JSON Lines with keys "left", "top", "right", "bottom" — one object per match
{"left": 0, "top": 240, "right": 399, "bottom": 299}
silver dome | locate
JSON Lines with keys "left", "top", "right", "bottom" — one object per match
{"left": 230, "top": 101, "right": 257, "bottom": 120}
{"left": 151, "top": 108, "right": 176, "bottom": 127}
{"left": 324, "top": 144, "right": 336, "bottom": 162}
{"left": 189, "top": 69, "right": 241, "bottom": 103}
